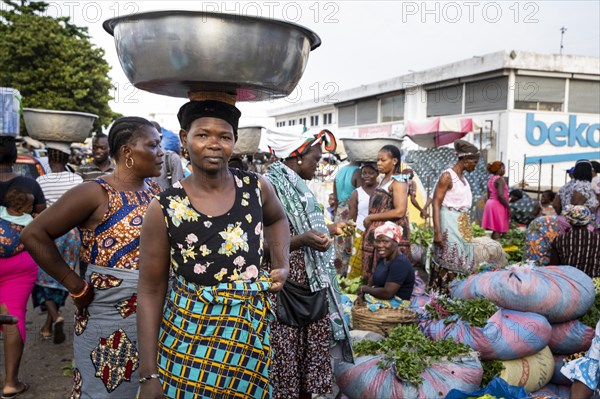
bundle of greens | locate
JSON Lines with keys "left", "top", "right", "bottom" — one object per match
{"left": 581, "top": 294, "right": 600, "bottom": 328}
{"left": 471, "top": 223, "right": 487, "bottom": 238}
{"left": 499, "top": 224, "right": 526, "bottom": 263}
{"left": 425, "top": 297, "right": 498, "bottom": 328}
{"left": 353, "top": 324, "right": 474, "bottom": 385}
{"left": 480, "top": 359, "right": 505, "bottom": 386}
{"left": 410, "top": 223, "right": 433, "bottom": 247}
{"left": 338, "top": 276, "right": 364, "bottom": 295}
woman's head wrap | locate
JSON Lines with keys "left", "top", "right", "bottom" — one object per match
{"left": 177, "top": 100, "right": 242, "bottom": 135}
{"left": 487, "top": 161, "right": 503, "bottom": 174}
{"left": 562, "top": 205, "right": 591, "bottom": 226}
{"left": 266, "top": 126, "right": 336, "bottom": 159}
{"left": 374, "top": 221, "right": 403, "bottom": 243}
{"left": 454, "top": 139, "right": 479, "bottom": 159}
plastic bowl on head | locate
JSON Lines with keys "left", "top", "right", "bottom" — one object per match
{"left": 22, "top": 108, "right": 98, "bottom": 143}
{"left": 340, "top": 137, "right": 404, "bottom": 162}
{"left": 103, "top": 10, "right": 321, "bottom": 100}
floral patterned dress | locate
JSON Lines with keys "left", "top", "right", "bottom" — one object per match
{"left": 155, "top": 169, "right": 274, "bottom": 399}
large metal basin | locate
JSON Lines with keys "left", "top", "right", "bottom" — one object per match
{"left": 103, "top": 11, "right": 321, "bottom": 100}
{"left": 23, "top": 108, "right": 98, "bottom": 143}
{"left": 341, "top": 137, "right": 404, "bottom": 162}
{"left": 234, "top": 126, "right": 262, "bottom": 155}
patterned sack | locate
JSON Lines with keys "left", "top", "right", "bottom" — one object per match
{"left": 420, "top": 309, "right": 552, "bottom": 360}
{"left": 450, "top": 265, "right": 595, "bottom": 323}
{"left": 548, "top": 320, "right": 595, "bottom": 355}
{"left": 334, "top": 354, "right": 483, "bottom": 399}
{"left": 550, "top": 355, "right": 572, "bottom": 386}
{"left": 529, "top": 383, "right": 571, "bottom": 398}
{"left": 499, "top": 346, "right": 554, "bottom": 393}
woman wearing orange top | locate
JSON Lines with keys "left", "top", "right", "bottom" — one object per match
{"left": 22, "top": 117, "right": 163, "bottom": 399}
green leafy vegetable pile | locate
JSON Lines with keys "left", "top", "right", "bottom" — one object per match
{"left": 471, "top": 223, "right": 487, "bottom": 238}
{"left": 410, "top": 223, "right": 433, "bottom": 247}
{"left": 499, "top": 223, "right": 526, "bottom": 263}
{"left": 480, "top": 359, "right": 505, "bottom": 386}
{"left": 353, "top": 324, "right": 473, "bottom": 385}
{"left": 581, "top": 294, "right": 600, "bottom": 328}
{"left": 425, "top": 297, "right": 498, "bottom": 328}
{"left": 338, "top": 276, "right": 364, "bottom": 295}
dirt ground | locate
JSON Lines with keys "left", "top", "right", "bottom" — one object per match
{"left": 0, "top": 300, "right": 75, "bottom": 398}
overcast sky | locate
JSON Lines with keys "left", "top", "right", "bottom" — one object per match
{"left": 37, "top": 0, "right": 600, "bottom": 131}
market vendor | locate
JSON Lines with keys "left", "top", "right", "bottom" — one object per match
{"left": 357, "top": 222, "right": 415, "bottom": 302}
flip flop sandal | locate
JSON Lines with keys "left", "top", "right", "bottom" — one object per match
{"left": 40, "top": 330, "right": 52, "bottom": 340}
{"left": 1, "top": 382, "right": 29, "bottom": 399}
{"left": 53, "top": 317, "right": 65, "bottom": 344}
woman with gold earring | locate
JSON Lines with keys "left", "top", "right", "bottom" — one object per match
{"left": 22, "top": 116, "right": 163, "bottom": 398}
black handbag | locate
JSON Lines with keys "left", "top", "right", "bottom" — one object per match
{"left": 276, "top": 279, "right": 328, "bottom": 327}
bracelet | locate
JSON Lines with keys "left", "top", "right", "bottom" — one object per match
{"left": 59, "top": 269, "right": 74, "bottom": 285}
{"left": 69, "top": 280, "right": 90, "bottom": 299}
{"left": 139, "top": 373, "right": 160, "bottom": 384}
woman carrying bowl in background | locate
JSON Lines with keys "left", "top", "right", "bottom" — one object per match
{"left": 136, "top": 100, "right": 290, "bottom": 399}
{"left": 265, "top": 127, "right": 353, "bottom": 399}
{"left": 361, "top": 144, "right": 410, "bottom": 283}
{"left": 21, "top": 117, "right": 163, "bottom": 399}
{"left": 430, "top": 139, "right": 480, "bottom": 295}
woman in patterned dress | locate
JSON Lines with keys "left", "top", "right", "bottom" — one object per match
{"left": 22, "top": 117, "right": 163, "bottom": 399}
{"left": 136, "top": 100, "right": 290, "bottom": 399}
{"left": 361, "top": 144, "right": 410, "bottom": 282}
{"left": 265, "top": 127, "right": 353, "bottom": 399}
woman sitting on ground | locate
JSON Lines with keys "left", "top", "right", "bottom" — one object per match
{"left": 357, "top": 222, "right": 415, "bottom": 306}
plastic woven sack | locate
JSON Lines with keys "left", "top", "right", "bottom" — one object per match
{"left": 530, "top": 383, "right": 571, "bottom": 398}
{"left": 499, "top": 346, "right": 554, "bottom": 393}
{"left": 548, "top": 320, "right": 594, "bottom": 355}
{"left": 335, "top": 354, "right": 482, "bottom": 399}
{"left": 450, "top": 265, "right": 595, "bottom": 323}
{"left": 420, "top": 309, "right": 552, "bottom": 360}
{"left": 550, "top": 355, "right": 571, "bottom": 386}
{"left": 446, "top": 376, "right": 528, "bottom": 399}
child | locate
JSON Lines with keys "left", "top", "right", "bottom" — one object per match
{"left": 325, "top": 192, "right": 336, "bottom": 222}
{"left": 0, "top": 186, "right": 34, "bottom": 258}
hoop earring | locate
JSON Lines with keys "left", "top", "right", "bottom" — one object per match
{"left": 297, "top": 158, "right": 303, "bottom": 165}
{"left": 125, "top": 156, "right": 134, "bottom": 169}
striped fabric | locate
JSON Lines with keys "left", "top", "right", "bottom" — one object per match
{"left": 36, "top": 171, "right": 83, "bottom": 207}
{"left": 553, "top": 228, "right": 600, "bottom": 277}
{"left": 158, "top": 274, "right": 274, "bottom": 399}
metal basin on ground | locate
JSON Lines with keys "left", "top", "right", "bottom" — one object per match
{"left": 103, "top": 11, "right": 321, "bottom": 100}
{"left": 341, "top": 137, "right": 404, "bottom": 162}
{"left": 22, "top": 108, "right": 98, "bottom": 143}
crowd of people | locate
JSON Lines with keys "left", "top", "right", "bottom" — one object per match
{"left": 1, "top": 102, "right": 599, "bottom": 398}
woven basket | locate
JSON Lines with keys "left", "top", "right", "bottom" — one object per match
{"left": 352, "top": 305, "right": 418, "bottom": 336}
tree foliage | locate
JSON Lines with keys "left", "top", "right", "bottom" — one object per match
{"left": 0, "top": 0, "right": 119, "bottom": 133}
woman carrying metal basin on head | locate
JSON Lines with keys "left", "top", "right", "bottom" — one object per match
{"left": 21, "top": 117, "right": 163, "bottom": 398}
{"left": 136, "top": 99, "right": 290, "bottom": 399}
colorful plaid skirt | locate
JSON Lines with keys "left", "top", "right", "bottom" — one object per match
{"left": 158, "top": 274, "right": 274, "bottom": 399}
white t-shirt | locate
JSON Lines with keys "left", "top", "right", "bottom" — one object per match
{"left": 36, "top": 171, "right": 83, "bottom": 207}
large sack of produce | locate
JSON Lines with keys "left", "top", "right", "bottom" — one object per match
{"left": 472, "top": 236, "right": 508, "bottom": 267}
{"left": 499, "top": 346, "right": 554, "bottom": 393}
{"left": 450, "top": 265, "right": 595, "bottom": 323}
{"left": 421, "top": 309, "right": 552, "bottom": 360}
{"left": 550, "top": 355, "right": 571, "bottom": 386}
{"left": 548, "top": 320, "right": 594, "bottom": 355}
{"left": 446, "top": 376, "right": 528, "bottom": 399}
{"left": 530, "top": 383, "right": 571, "bottom": 398}
{"left": 335, "top": 354, "right": 482, "bottom": 399}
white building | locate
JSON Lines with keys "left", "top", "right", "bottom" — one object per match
{"left": 268, "top": 50, "right": 600, "bottom": 189}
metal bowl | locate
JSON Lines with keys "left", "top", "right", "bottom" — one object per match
{"left": 22, "top": 108, "right": 98, "bottom": 143}
{"left": 234, "top": 126, "right": 262, "bottom": 155}
{"left": 103, "top": 11, "right": 321, "bottom": 100}
{"left": 341, "top": 137, "right": 404, "bottom": 162}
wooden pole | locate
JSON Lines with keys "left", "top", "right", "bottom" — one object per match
{"left": 479, "top": 127, "right": 483, "bottom": 151}
{"left": 537, "top": 159, "right": 542, "bottom": 201}
{"left": 522, "top": 154, "right": 527, "bottom": 189}
{"left": 551, "top": 164, "right": 554, "bottom": 191}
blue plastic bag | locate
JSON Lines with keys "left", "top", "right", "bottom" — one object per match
{"left": 446, "top": 376, "right": 528, "bottom": 399}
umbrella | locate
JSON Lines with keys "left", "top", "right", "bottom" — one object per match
{"left": 405, "top": 117, "right": 479, "bottom": 148}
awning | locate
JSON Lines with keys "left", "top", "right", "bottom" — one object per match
{"left": 405, "top": 117, "right": 479, "bottom": 148}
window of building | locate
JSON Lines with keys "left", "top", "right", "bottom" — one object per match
{"left": 357, "top": 99, "right": 378, "bottom": 125}
{"left": 288, "top": 119, "right": 296, "bottom": 126}
{"left": 276, "top": 121, "right": 286, "bottom": 127}
{"left": 338, "top": 104, "right": 356, "bottom": 127}
{"left": 514, "top": 76, "right": 565, "bottom": 112}
{"left": 465, "top": 77, "right": 508, "bottom": 113}
{"left": 380, "top": 93, "right": 405, "bottom": 122}
{"left": 569, "top": 79, "right": 600, "bottom": 114}
{"left": 426, "top": 84, "right": 463, "bottom": 116}
{"left": 310, "top": 115, "right": 319, "bottom": 126}
{"left": 323, "top": 113, "right": 333, "bottom": 125}
{"left": 299, "top": 117, "right": 307, "bottom": 127}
